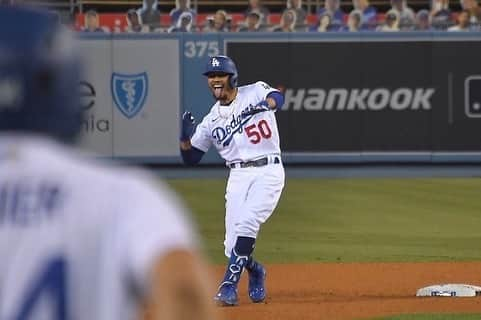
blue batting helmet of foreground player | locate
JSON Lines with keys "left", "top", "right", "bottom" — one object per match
{"left": 203, "top": 55, "right": 238, "bottom": 88}
{"left": 0, "top": 7, "right": 82, "bottom": 143}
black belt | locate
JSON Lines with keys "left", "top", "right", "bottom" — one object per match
{"left": 228, "top": 156, "right": 280, "bottom": 169}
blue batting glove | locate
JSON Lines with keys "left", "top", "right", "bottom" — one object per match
{"left": 180, "top": 111, "right": 195, "bottom": 141}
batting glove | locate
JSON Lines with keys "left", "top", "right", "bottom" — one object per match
{"left": 180, "top": 111, "right": 195, "bottom": 141}
{"left": 242, "top": 100, "right": 271, "bottom": 118}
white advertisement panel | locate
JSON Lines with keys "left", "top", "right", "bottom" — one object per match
{"left": 76, "top": 37, "right": 180, "bottom": 158}
{"left": 111, "top": 39, "right": 180, "bottom": 157}
{"left": 77, "top": 39, "right": 113, "bottom": 156}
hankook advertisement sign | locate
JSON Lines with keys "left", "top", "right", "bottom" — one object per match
{"left": 226, "top": 40, "right": 481, "bottom": 156}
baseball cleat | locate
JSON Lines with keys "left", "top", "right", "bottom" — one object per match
{"left": 248, "top": 263, "right": 266, "bottom": 303}
{"left": 214, "top": 282, "right": 238, "bottom": 306}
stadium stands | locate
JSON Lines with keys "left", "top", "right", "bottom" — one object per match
{"left": 74, "top": 0, "right": 441, "bottom": 14}
{"left": 5, "top": 0, "right": 473, "bottom": 32}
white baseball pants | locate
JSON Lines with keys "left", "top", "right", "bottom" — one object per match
{"left": 223, "top": 162, "right": 285, "bottom": 257}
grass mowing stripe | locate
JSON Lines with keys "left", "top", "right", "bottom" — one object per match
{"left": 167, "top": 178, "right": 481, "bottom": 264}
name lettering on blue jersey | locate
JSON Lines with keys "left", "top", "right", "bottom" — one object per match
{"left": 0, "top": 182, "right": 62, "bottom": 226}
{"left": 211, "top": 106, "right": 255, "bottom": 147}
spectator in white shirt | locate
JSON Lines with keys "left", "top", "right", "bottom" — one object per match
{"left": 448, "top": 9, "right": 471, "bottom": 30}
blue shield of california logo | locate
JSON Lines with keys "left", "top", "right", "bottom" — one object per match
{"left": 111, "top": 72, "right": 148, "bottom": 119}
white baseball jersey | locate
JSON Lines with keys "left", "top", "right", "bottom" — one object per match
{"left": 0, "top": 135, "right": 194, "bottom": 320}
{"left": 191, "top": 81, "right": 281, "bottom": 164}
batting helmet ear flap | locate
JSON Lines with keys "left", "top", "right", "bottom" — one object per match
{"left": 229, "top": 73, "right": 238, "bottom": 88}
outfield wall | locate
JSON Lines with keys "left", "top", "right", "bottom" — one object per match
{"left": 76, "top": 32, "right": 481, "bottom": 164}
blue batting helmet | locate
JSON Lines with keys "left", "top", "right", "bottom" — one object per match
{"left": 0, "top": 7, "right": 82, "bottom": 143}
{"left": 203, "top": 55, "right": 238, "bottom": 88}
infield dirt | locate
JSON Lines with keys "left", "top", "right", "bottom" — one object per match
{"left": 213, "top": 262, "right": 481, "bottom": 320}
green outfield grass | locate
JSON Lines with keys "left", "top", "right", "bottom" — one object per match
{"left": 368, "top": 314, "right": 481, "bottom": 320}
{"left": 167, "top": 178, "right": 481, "bottom": 265}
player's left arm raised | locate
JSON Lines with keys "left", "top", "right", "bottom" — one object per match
{"left": 244, "top": 83, "right": 285, "bottom": 117}
{"left": 260, "top": 80, "right": 285, "bottom": 111}
{"left": 264, "top": 90, "right": 285, "bottom": 111}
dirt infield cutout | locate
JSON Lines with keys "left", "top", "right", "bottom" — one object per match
{"left": 213, "top": 262, "right": 481, "bottom": 320}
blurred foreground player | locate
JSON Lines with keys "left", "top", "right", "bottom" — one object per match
{"left": 0, "top": 7, "right": 216, "bottom": 320}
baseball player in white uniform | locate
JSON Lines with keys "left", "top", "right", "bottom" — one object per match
{"left": 180, "top": 55, "right": 285, "bottom": 306}
{"left": 0, "top": 7, "right": 216, "bottom": 320}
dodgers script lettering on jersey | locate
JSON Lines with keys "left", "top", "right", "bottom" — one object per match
{"left": 191, "top": 81, "right": 281, "bottom": 162}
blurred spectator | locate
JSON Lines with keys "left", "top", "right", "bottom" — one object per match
{"left": 168, "top": 11, "right": 194, "bottom": 32}
{"left": 204, "top": 9, "right": 230, "bottom": 32}
{"left": 0, "top": 0, "right": 14, "bottom": 4}
{"left": 448, "top": 9, "right": 472, "bottom": 30}
{"left": 460, "top": 0, "right": 481, "bottom": 26}
{"left": 352, "top": 0, "right": 378, "bottom": 28}
{"left": 112, "top": 18, "right": 122, "bottom": 33}
{"left": 82, "top": 9, "right": 106, "bottom": 32}
{"left": 430, "top": 0, "right": 453, "bottom": 29}
{"left": 204, "top": 16, "right": 214, "bottom": 31}
{"left": 316, "top": 0, "right": 346, "bottom": 29}
{"left": 285, "top": 0, "right": 307, "bottom": 27}
{"left": 317, "top": 12, "right": 335, "bottom": 31}
{"left": 272, "top": 8, "right": 297, "bottom": 31}
{"left": 413, "top": 9, "right": 434, "bottom": 30}
{"left": 389, "top": 0, "right": 415, "bottom": 29}
{"left": 341, "top": 9, "right": 363, "bottom": 31}
{"left": 125, "top": 9, "right": 150, "bottom": 33}
{"left": 170, "top": 0, "right": 197, "bottom": 26}
{"left": 309, "top": 12, "right": 341, "bottom": 31}
{"left": 245, "top": 0, "right": 270, "bottom": 25}
{"left": 238, "top": 9, "right": 263, "bottom": 31}
{"left": 137, "top": 0, "right": 161, "bottom": 31}
{"left": 376, "top": 9, "right": 400, "bottom": 30}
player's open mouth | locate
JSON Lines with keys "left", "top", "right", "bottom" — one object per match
{"left": 213, "top": 84, "right": 223, "bottom": 98}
